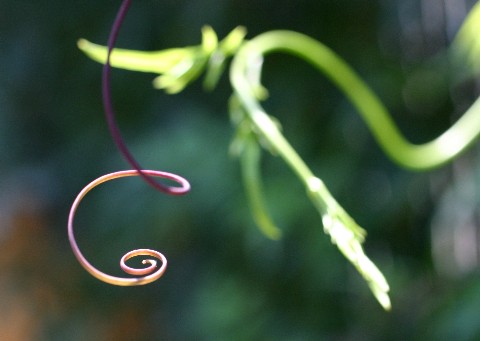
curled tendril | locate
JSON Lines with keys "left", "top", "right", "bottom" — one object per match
{"left": 69, "top": 0, "right": 191, "bottom": 285}
{"left": 68, "top": 170, "right": 189, "bottom": 286}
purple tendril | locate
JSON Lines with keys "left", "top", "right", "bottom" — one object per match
{"left": 68, "top": 170, "right": 189, "bottom": 285}
{"left": 68, "top": 1, "right": 191, "bottom": 286}
{"left": 102, "top": 0, "right": 190, "bottom": 195}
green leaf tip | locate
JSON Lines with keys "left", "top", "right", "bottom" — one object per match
{"left": 451, "top": 1, "right": 480, "bottom": 75}
{"left": 77, "top": 38, "right": 190, "bottom": 75}
{"left": 201, "top": 25, "right": 218, "bottom": 53}
{"left": 321, "top": 213, "right": 391, "bottom": 311}
{"left": 203, "top": 26, "right": 248, "bottom": 91}
{"left": 306, "top": 177, "right": 390, "bottom": 310}
{"left": 229, "top": 95, "right": 282, "bottom": 240}
{"left": 78, "top": 26, "right": 248, "bottom": 94}
{"left": 240, "top": 135, "right": 283, "bottom": 240}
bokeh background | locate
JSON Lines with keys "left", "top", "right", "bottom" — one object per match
{"left": 1, "top": 0, "right": 480, "bottom": 339}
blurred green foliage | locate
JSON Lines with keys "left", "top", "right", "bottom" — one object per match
{"left": 1, "top": 0, "right": 480, "bottom": 340}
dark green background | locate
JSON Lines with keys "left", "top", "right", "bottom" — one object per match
{"left": 1, "top": 0, "right": 480, "bottom": 339}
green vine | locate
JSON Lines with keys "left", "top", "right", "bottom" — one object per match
{"left": 77, "top": 2, "right": 480, "bottom": 310}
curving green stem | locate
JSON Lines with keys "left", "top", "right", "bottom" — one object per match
{"left": 231, "top": 30, "right": 480, "bottom": 171}
{"left": 230, "top": 32, "right": 402, "bottom": 310}
{"left": 230, "top": 29, "right": 480, "bottom": 310}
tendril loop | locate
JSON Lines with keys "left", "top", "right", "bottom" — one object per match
{"left": 68, "top": 0, "right": 191, "bottom": 284}
{"left": 68, "top": 170, "right": 188, "bottom": 286}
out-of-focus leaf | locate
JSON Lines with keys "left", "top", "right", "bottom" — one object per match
{"left": 451, "top": 2, "right": 480, "bottom": 75}
{"left": 77, "top": 38, "right": 197, "bottom": 74}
